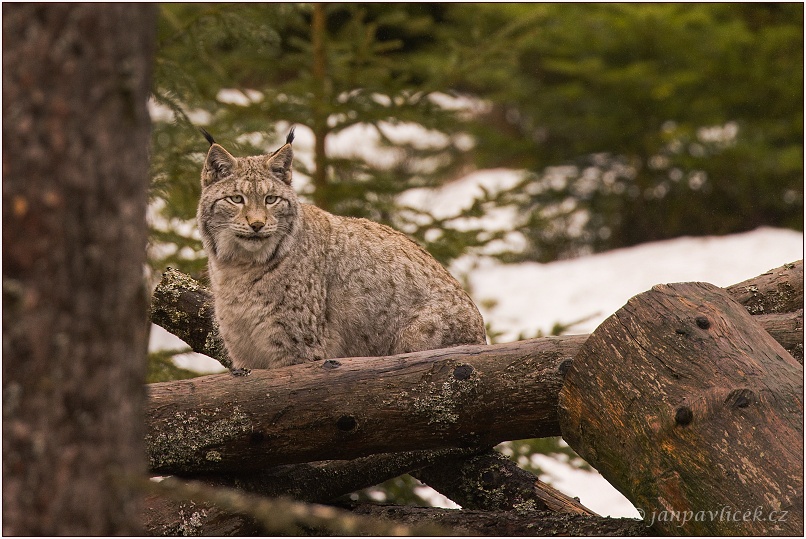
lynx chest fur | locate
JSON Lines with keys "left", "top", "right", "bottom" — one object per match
{"left": 197, "top": 131, "right": 486, "bottom": 370}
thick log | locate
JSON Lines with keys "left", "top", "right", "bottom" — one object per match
{"left": 143, "top": 496, "right": 646, "bottom": 537}
{"left": 146, "top": 335, "right": 584, "bottom": 475}
{"left": 558, "top": 282, "right": 804, "bottom": 535}
{"left": 756, "top": 309, "right": 803, "bottom": 364}
{"left": 197, "top": 447, "right": 482, "bottom": 502}
{"left": 415, "top": 450, "right": 591, "bottom": 514}
{"left": 142, "top": 447, "right": 597, "bottom": 533}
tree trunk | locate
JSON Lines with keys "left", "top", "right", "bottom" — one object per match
{"left": 559, "top": 282, "right": 803, "bottom": 535}
{"left": 2, "top": 4, "right": 155, "bottom": 535}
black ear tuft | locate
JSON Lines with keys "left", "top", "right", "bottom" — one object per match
{"left": 285, "top": 126, "right": 295, "bottom": 145}
{"left": 200, "top": 127, "right": 216, "bottom": 146}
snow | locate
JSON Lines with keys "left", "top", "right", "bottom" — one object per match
{"left": 463, "top": 226, "right": 804, "bottom": 341}
{"left": 148, "top": 119, "right": 804, "bottom": 517}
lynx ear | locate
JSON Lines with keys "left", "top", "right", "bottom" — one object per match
{"left": 202, "top": 144, "right": 236, "bottom": 187}
{"left": 267, "top": 143, "right": 293, "bottom": 185}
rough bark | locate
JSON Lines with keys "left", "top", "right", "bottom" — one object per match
{"left": 559, "top": 282, "right": 803, "bottom": 535}
{"left": 2, "top": 4, "right": 155, "bottom": 535}
{"left": 146, "top": 335, "right": 583, "bottom": 474}
{"left": 756, "top": 309, "right": 803, "bottom": 364}
{"left": 726, "top": 260, "right": 803, "bottom": 315}
{"left": 150, "top": 268, "right": 232, "bottom": 370}
{"left": 143, "top": 447, "right": 598, "bottom": 532}
{"left": 145, "top": 497, "right": 649, "bottom": 536}
{"left": 142, "top": 477, "right": 452, "bottom": 536}
{"left": 346, "top": 503, "right": 649, "bottom": 536}
{"left": 194, "top": 447, "right": 483, "bottom": 502}
{"left": 414, "top": 450, "right": 592, "bottom": 514}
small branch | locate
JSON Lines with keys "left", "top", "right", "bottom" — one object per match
{"left": 149, "top": 267, "right": 232, "bottom": 370}
{"left": 141, "top": 476, "right": 453, "bottom": 536}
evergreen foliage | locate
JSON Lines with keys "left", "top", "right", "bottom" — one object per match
{"left": 149, "top": 3, "right": 802, "bottom": 274}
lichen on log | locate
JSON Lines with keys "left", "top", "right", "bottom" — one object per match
{"left": 150, "top": 267, "right": 232, "bottom": 370}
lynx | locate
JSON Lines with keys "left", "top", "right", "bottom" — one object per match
{"left": 197, "top": 129, "right": 486, "bottom": 370}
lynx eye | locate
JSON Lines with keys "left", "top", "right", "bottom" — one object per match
{"left": 265, "top": 195, "right": 280, "bottom": 205}
{"left": 226, "top": 195, "right": 244, "bottom": 204}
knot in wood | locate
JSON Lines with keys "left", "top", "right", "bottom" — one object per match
{"left": 695, "top": 316, "right": 711, "bottom": 329}
{"left": 557, "top": 359, "right": 573, "bottom": 377}
{"left": 481, "top": 469, "right": 501, "bottom": 485}
{"left": 726, "top": 388, "right": 755, "bottom": 409}
{"left": 452, "top": 364, "right": 473, "bottom": 380}
{"left": 336, "top": 415, "right": 357, "bottom": 432}
{"left": 322, "top": 359, "right": 341, "bottom": 369}
{"left": 674, "top": 406, "right": 693, "bottom": 426}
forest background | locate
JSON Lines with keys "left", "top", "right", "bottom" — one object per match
{"left": 147, "top": 2, "right": 803, "bottom": 506}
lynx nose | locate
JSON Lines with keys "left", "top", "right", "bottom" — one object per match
{"left": 249, "top": 221, "right": 265, "bottom": 232}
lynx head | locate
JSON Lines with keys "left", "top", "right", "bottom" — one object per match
{"left": 197, "top": 129, "right": 300, "bottom": 265}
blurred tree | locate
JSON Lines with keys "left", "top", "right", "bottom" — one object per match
{"left": 3, "top": 4, "right": 155, "bottom": 534}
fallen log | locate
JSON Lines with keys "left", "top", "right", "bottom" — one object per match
{"left": 756, "top": 309, "right": 803, "bottom": 364}
{"left": 140, "top": 477, "right": 452, "bottom": 536}
{"left": 143, "top": 495, "right": 647, "bottom": 537}
{"left": 346, "top": 503, "right": 649, "bottom": 536}
{"left": 559, "top": 282, "right": 804, "bottom": 535}
{"left": 146, "top": 335, "right": 584, "bottom": 474}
